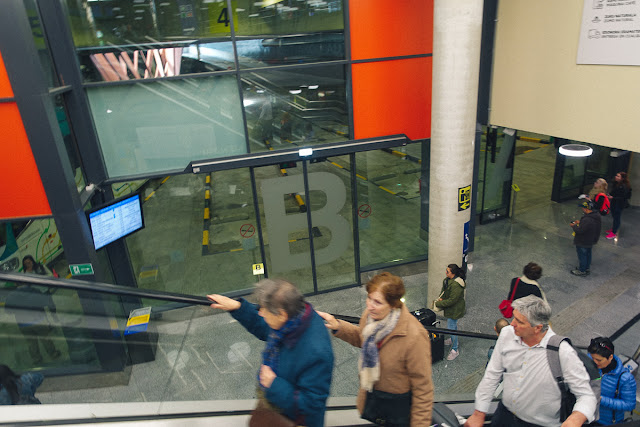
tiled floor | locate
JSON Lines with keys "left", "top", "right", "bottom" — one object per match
{"left": 37, "top": 198, "right": 640, "bottom": 408}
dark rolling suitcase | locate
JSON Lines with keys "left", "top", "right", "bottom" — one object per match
{"left": 430, "top": 332, "right": 445, "bottom": 362}
{"left": 431, "top": 402, "right": 461, "bottom": 426}
{"left": 412, "top": 307, "right": 437, "bottom": 327}
{"left": 412, "top": 308, "right": 445, "bottom": 363}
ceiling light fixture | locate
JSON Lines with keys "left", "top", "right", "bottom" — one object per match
{"left": 558, "top": 144, "right": 593, "bottom": 157}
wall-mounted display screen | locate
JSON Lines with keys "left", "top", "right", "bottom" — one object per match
{"left": 88, "top": 193, "right": 144, "bottom": 250}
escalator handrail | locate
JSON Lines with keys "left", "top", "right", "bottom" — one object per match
{"left": 0, "top": 272, "right": 212, "bottom": 307}
{"left": 0, "top": 273, "right": 498, "bottom": 341}
{"left": 333, "top": 314, "right": 498, "bottom": 341}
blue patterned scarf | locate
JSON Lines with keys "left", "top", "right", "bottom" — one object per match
{"left": 259, "top": 302, "right": 312, "bottom": 389}
{"left": 359, "top": 308, "right": 401, "bottom": 392}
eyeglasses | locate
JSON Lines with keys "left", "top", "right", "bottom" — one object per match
{"left": 590, "top": 338, "right": 613, "bottom": 352}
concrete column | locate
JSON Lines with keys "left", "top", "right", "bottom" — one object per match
{"left": 428, "top": 0, "right": 484, "bottom": 305}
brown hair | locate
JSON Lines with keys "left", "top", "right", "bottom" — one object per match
{"left": 523, "top": 262, "right": 542, "bottom": 280}
{"left": 365, "top": 272, "right": 405, "bottom": 308}
{"left": 614, "top": 171, "right": 631, "bottom": 188}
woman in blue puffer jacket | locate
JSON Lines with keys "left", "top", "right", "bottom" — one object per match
{"left": 588, "top": 337, "right": 636, "bottom": 425}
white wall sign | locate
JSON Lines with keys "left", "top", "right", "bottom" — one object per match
{"left": 577, "top": 0, "right": 640, "bottom": 65}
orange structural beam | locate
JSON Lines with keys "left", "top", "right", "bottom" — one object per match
{"left": 350, "top": 0, "right": 433, "bottom": 60}
{"left": 0, "top": 52, "right": 51, "bottom": 220}
{"left": 352, "top": 57, "right": 432, "bottom": 141}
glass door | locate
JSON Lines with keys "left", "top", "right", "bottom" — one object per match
{"left": 478, "top": 126, "right": 515, "bottom": 223}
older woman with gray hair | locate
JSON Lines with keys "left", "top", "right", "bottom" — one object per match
{"left": 208, "top": 279, "right": 333, "bottom": 427}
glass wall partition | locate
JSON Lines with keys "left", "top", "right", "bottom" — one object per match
{"left": 241, "top": 65, "right": 349, "bottom": 153}
{"left": 86, "top": 75, "right": 246, "bottom": 178}
{"left": 62, "top": 0, "right": 346, "bottom": 82}
{"left": 355, "top": 145, "right": 427, "bottom": 269}
{"left": 306, "top": 157, "right": 356, "bottom": 291}
{"left": 478, "top": 126, "right": 514, "bottom": 223}
{"left": 120, "top": 170, "right": 262, "bottom": 298}
{"left": 255, "top": 161, "right": 315, "bottom": 293}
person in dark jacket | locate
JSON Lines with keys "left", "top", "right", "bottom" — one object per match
{"left": 435, "top": 264, "right": 466, "bottom": 361}
{"left": 0, "top": 364, "right": 43, "bottom": 405}
{"left": 507, "top": 262, "right": 546, "bottom": 302}
{"left": 570, "top": 200, "right": 602, "bottom": 276}
{"left": 208, "top": 279, "right": 333, "bottom": 427}
{"left": 588, "top": 337, "right": 636, "bottom": 425}
{"left": 606, "top": 172, "right": 632, "bottom": 240}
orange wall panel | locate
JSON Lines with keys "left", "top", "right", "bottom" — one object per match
{"left": 350, "top": 0, "right": 433, "bottom": 60}
{"left": 352, "top": 57, "right": 432, "bottom": 141}
{"left": 0, "top": 52, "right": 14, "bottom": 98}
{"left": 0, "top": 102, "right": 51, "bottom": 219}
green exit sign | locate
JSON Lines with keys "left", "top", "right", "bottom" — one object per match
{"left": 70, "top": 263, "right": 94, "bottom": 276}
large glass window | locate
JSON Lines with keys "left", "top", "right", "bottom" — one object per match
{"left": 63, "top": 0, "right": 235, "bottom": 82}
{"left": 356, "top": 146, "right": 427, "bottom": 268}
{"left": 477, "top": 127, "right": 514, "bottom": 223}
{"left": 54, "top": 95, "right": 86, "bottom": 194}
{"left": 307, "top": 157, "right": 356, "bottom": 291}
{"left": 0, "top": 218, "right": 106, "bottom": 372}
{"left": 121, "top": 171, "right": 262, "bottom": 297}
{"left": 255, "top": 161, "right": 314, "bottom": 293}
{"left": 234, "top": 0, "right": 344, "bottom": 37}
{"left": 241, "top": 65, "right": 349, "bottom": 153}
{"left": 24, "top": 0, "right": 59, "bottom": 87}
{"left": 64, "top": 0, "right": 345, "bottom": 82}
{"left": 234, "top": 33, "right": 345, "bottom": 68}
{"left": 87, "top": 75, "right": 246, "bottom": 178}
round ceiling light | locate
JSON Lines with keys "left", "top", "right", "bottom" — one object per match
{"left": 558, "top": 144, "right": 593, "bottom": 157}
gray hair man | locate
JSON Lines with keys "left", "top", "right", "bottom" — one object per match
{"left": 465, "top": 295, "right": 596, "bottom": 427}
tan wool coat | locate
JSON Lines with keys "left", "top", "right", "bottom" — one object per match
{"left": 334, "top": 304, "right": 434, "bottom": 426}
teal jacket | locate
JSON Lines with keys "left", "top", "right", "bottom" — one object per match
{"left": 435, "top": 277, "right": 466, "bottom": 320}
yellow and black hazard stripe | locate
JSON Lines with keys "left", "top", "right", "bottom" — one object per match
{"left": 202, "top": 173, "right": 212, "bottom": 256}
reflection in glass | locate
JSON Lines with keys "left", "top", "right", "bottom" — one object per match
{"left": 123, "top": 171, "right": 260, "bottom": 298}
{"left": 0, "top": 283, "right": 102, "bottom": 372}
{"left": 356, "top": 147, "right": 427, "bottom": 267}
{"left": 242, "top": 65, "right": 349, "bottom": 153}
{"left": 54, "top": 96, "right": 86, "bottom": 193}
{"left": 234, "top": 0, "right": 344, "bottom": 37}
{"left": 78, "top": 41, "right": 237, "bottom": 83}
{"left": 23, "top": 0, "right": 59, "bottom": 87}
{"left": 63, "top": 0, "right": 345, "bottom": 81}
{"left": 87, "top": 76, "right": 246, "bottom": 178}
{"left": 255, "top": 163, "right": 314, "bottom": 294}
{"left": 0, "top": 219, "right": 64, "bottom": 276}
{"left": 234, "top": 33, "right": 345, "bottom": 68}
{"left": 478, "top": 127, "right": 513, "bottom": 222}
{"left": 306, "top": 159, "right": 356, "bottom": 291}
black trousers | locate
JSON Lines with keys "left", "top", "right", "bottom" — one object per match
{"left": 490, "top": 402, "right": 543, "bottom": 427}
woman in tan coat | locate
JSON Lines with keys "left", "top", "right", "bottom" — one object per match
{"left": 318, "top": 272, "right": 434, "bottom": 426}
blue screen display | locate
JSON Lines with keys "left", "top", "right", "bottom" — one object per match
{"left": 88, "top": 194, "right": 144, "bottom": 250}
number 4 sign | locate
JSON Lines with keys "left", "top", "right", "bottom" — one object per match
{"left": 209, "top": 1, "right": 238, "bottom": 34}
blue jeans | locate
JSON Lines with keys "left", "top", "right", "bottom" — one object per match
{"left": 447, "top": 318, "right": 458, "bottom": 351}
{"left": 576, "top": 246, "right": 592, "bottom": 272}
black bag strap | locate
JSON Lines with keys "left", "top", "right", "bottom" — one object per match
{"left": 612, "top": 369, "right": 624, "bottom": 420}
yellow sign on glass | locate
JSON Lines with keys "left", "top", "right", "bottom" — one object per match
{"left": 209, "top": 1, "right": 238, "bottom": 35}
{"left": 458, "top": 185, "right": 471, "bottom": 211}
{"left": 253, "top": 263, "right": 265, "bottom": 275}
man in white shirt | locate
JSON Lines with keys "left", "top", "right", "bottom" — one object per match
{"left": 465, "top": 296, "right": 596, "bottom": 427}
